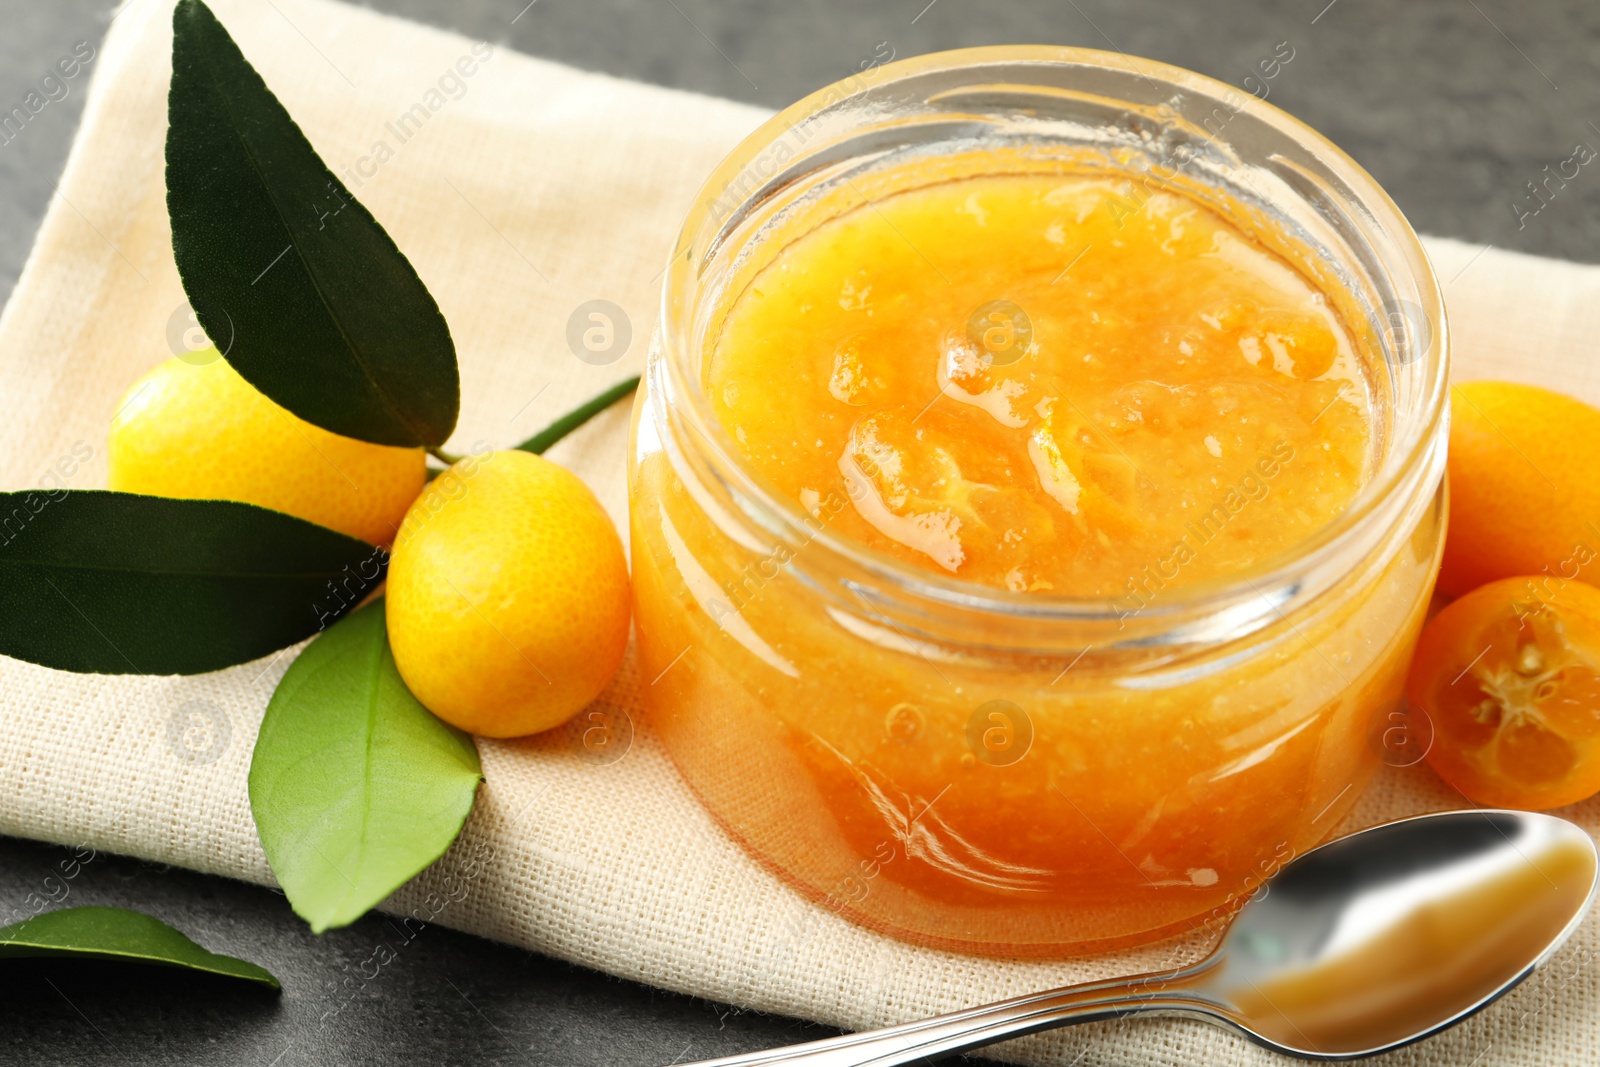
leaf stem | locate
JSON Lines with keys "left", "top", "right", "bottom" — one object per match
{"left": 513, "top": 375, "right": 641, "bottom": 455}
{"left": 422, "top": 376, "right": 642, "bottom": 481}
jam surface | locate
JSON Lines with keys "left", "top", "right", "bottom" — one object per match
{"left": 709, "top": 175, "right": 1373, "bottom": 598}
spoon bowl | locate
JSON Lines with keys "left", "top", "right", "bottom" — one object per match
{"left": 1196, "top": 809, "right": 1596, "bottom": 1057}
{"left": 677, "top": 810, "right": 1597, "bottom": 1065}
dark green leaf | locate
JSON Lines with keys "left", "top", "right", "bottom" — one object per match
{"left": 512, "top": 375, "right": 640, "bottom": 455}
{"left": 250, "top": 599, "right": 481, "bottom": 933}
{"left": 0, "top": 907, "right": 280, "bottom": 989}
{"left": 166, "top": 0, "right": 459, "bottom": 447}
{"left": 0, "top": 490, "right": 381, "bottom": 675}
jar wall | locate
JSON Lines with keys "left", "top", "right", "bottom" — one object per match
{"left": 628, "top": 373, "right": 1446, "bottom": 956}
{"left": 633, "top": 46, "right": 1450, "bottom": 958}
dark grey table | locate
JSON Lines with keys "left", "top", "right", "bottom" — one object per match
{"left": 1, "top": 1, "right": 1594, "bottom": 1063}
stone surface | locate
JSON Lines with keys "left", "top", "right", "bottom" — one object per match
{"left": 0, "top": 0, "right": 1594, "bottom": 1063}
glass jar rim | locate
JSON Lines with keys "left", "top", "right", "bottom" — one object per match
{"left": 657, "top": 44, "right": 1448, "bottom": 633}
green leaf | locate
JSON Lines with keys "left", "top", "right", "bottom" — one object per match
{"left": 0, "top": 491, "right": 383, "bottom": 675}
{"left": 512, "top": 375, "right": 641, "bottom": 455}
{"left": 250, "top": 599, "right": 481, "bottom": 933}
{"left": 0, "top": 907, "right": 280, "bottom": 989}
{"left": 166, "top": 0, "right": 459, "bottom": 447}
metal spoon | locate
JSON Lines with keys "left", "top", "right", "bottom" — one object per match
{"left": 678, "top": 810, "right": 1596, "bottom": 1065}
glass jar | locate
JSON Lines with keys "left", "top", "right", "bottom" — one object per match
{"left": 629, "top": 46, "right": 1448, "bottom": 957}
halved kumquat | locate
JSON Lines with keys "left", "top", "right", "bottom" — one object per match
{"left": 1406, "top": 576, "right": 1600, "bottom": 810}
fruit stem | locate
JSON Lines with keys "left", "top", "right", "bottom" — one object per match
{"left": 512, "top": 375, "right": 641, "bottom": 456}
{"left": 428, "top": 446, "right": 465, "bottom": 466}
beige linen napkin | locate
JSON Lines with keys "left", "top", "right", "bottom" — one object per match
{"left": 3, "top": 1, "right": 1599, "bottom": 1064}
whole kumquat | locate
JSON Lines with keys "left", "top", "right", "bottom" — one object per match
{"left": 110, "top": 352, "right": 425, "bottom": 545}
{"left": 1440, "top": 382, "right": 1600, "bottom": 598}
{"left": 386, "top": 450, "right": 631, "bottom": 738}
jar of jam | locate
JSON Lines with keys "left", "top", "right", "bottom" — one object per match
{"left": 629, "top": 47, "right": 1448, "bottom": 956}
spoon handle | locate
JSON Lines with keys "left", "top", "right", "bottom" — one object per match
{"left": 674, "top": 965, "right": 1219, "bottom": 1067}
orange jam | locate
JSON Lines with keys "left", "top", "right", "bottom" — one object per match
{"left": 708, "top": 175, "right": 1372, "bottom": 598}
{"left": 629, "top": 161, "right": 1443, "bottom": 956}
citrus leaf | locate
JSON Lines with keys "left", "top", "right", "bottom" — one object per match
{"left": 166, "top": 0, "right": 459, "bottom": 447}
{"left": 250, "top": 599, "right": 481, "bottom": 933}
{"left": 0, "top": 491, "right": 383, "bottom": 675}
{"left": 0, "top": 907, "right": 280, "bottom": 990}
